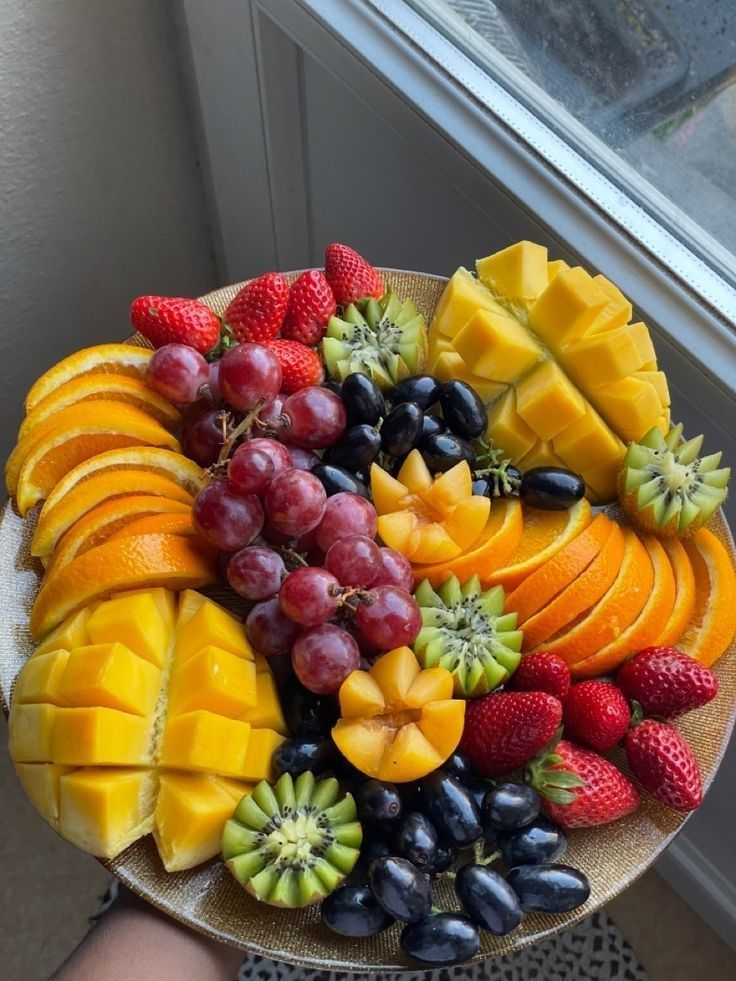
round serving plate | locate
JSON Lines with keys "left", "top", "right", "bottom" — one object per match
{"left": 1, "top": 269, "right": 735, "bottom": 971}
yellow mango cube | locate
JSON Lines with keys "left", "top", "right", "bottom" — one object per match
{"left": 554, "top": 408, "right": 626, "bottom": 471}
{"left": 588, "top": 275, "right": 633, "bottom": 333}
{"left": 547, "top": 259, "right": 570, "bottom": 282}
{"left": 517, "top": 440, "right": 567, "bottom": 470}
{"left": 59, "top": 767, "right": 156, "bottom": 858}
{"left": 118, "top": 587, "right": 177, "bottom": 630}
{"left": 427, "top": 334, "right": 454, "bottom": 367}
{"left": 8, "top": 703, "right": 57, "bottom": 762}
{"left": 430, "top": 267, "right": 501, "bottom": 338}
{"left": 633, "top": 369, "right": 670, "bottom": 408}
{"left": 160, "top": 711, "right": 253, "bottom": 778}
{"left": 216, "top": 776, "right": 256, "bottom": 803}
{"left": 431, "top": 351, "right": 508, "bottom": 404}
{"left": 52, "top": 707, "right": 151, "bottom": 766}
{"left": 529, "top": 267, "right": 609, "bottom": 346}
{"left": 87, "top": 593, "right": 171, "bottom": 668}
{"left": 34, "top": 608, "right": 91, "bottom": 656}
{"left": 629, "top": 322, "right": 657, "bottom": 366}
{"left": 241, "top": 728, "right": 286, "bottom": 782}
{"left": 175, "top": 602, "right": 253, "bottom": 664}
{"left": 560, "top": 325, "right": 649, "bottom": 388}
{"left": 15, "top": 762, "right": 74, "bottom": 825}
{"left": 167, "top": 646, "right": 257, "bottom": 719}
{"left": 515, "top": 361, "right": 586, "bottom": 441}
{"left": 253, "top": 653, "right": 269, "bottom": 675}
{"left": 454, "top": 308, "right": 542, "bottom": 382}
{"left": 241, "top": 671, "right": 288, "bottom": 734}
{"left": 580, "top": 456, "right": 623, "bottom": 503}
{"left": 593, "top": 376, "right": 662, "bottom": 442}
{"left": 59, "top": 643, "right": 161, "bottom": 717}
{"left": 486, "top": 390, "right": 537, "bottom": 460}
{"left": 475, "top": 241, "right": 548, "bottom": 305}
{"left": 154, "top": 772, "right": 245, "bottom": 872}
{"left": 14, "top": 649, "right": 70, "bottom": 706}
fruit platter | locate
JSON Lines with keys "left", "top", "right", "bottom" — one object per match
{"left": 1, "top": 242, "right": 735, "bottom": 970}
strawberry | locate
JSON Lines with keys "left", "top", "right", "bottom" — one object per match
{"left": 563, "top": 680, "right": 630, "bottom": 752}
{"left": 529, "top": 738, "right": 640, "bottom": 828}
{"left": 511, "top": 651, "right": 571, "bottom": 702}
{"left": 224, "top": 272, "right": 290, "bottom": 344}
{"left": 324, "top": 243, "right": 384, "bottom": 307}
{"left": 625, "top": 719, "right": 702, "bottom": 812}
{"left": 616, "top": 646, "right": 718, "bottom": 719}
{"left": 130, "top": 296, "right": 220, "bottom": 354}
{"left": 268, "top": 339, "right": 324, "bottom": 394}
{"left": 282, "top": 270, "right": 336, "bottom": 345}
{"left": 460, "top": 691, "right": 563, "bottom": 777}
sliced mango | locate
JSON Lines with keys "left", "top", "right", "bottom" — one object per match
{"left": 59, "top": 767, "right": 156, "bottom": 858}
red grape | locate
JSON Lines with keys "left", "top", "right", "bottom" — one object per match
{"left": 192, "top": 479, "right": 264, "bottom": 551}
{"left": 260, "top": 522, "right": 294, "bottom": 547}
{"left": 354, "top": 586, "right": 422, "bottom": 648}
{"left": 279, "top": 567, "right": 340, "bottom": 626}
{"left": 373, "top": 547, "right": 414, "bottom": 590}
{"left": 282, "top": 388, "right": 346, "bottom": 448}
{"left": 246, "top": 596, "right": 301, "bottom": 657}
{"left": 227, "top": 546, "right": 285, "bottom": 600}
{"left": 182, "top": 408, "right": 227, "bottom": 466}
{"left": 292, "top": 624, "right": 360, "bottom": 694}
{"left": 219, "top": 343, "right": 281, "bottom": 410}
{"left": 288, "top": 446, "right": 320, "bottom": 471}
{"left": 147, "top": 343, "right": 209, "bottom": 404}
{"left": 257, "top": 393, "right": 286, "bottom": 432}
{"left": 207, "top": 359, "right": 222, "bottom": 401}
{"left": 315, "top": 493, "right": 377, "bottom": 551}
{"left": 325, "top": 535, "right": 381, "bottom": 586}
{"left": 265, "top": 470, "right": 327, "bottom": 537}
{"left": 228, "top": 444, "right": 274, "bottom": 495}
{"left": 244, "top": 438, "right": 292, "bottom": 477}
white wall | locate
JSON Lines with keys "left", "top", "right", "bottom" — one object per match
{"left": 0, "top": 0, "right": 215, "bottom": 460}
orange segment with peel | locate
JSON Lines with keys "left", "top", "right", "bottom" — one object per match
{"left": 106, "top": 513, "right": 195, "bottom": 541}
{"left": 533, "top": 530, "right": 654, "bottom": 664}
{"left": 571, "top": 535, "right": 676, "bottom": 677}
{"left": 19, "top": 374, "right": 181, "bottom": 440}
{"left": 507, "top": 513, "right": 616, "bottom": 625}
{"left": 678, "top": 529, "right": 736, "bottom": 666}
{"left": 32, "top": 471, "right": 194, "bottom": 559}
{"left": 24, "top": 344, "right": 154, "bottom": 413}
{"left": 488, "top": 499, "right": 592, "bottom": 591}
{"left": 331, "top": 646, "right": 464, "bottom": 782}
{"left": 30, "top": 534, "right": 217, "bottom": 638}
{"left": 520, "top": 521, "right": 625, "bottom": 650}
{"left": 658, "top": 539, "right": 696, "bottom": 647}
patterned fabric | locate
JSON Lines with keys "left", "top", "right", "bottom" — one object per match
{"left": 96, "top": 883, "right": 648, "bottom": 981}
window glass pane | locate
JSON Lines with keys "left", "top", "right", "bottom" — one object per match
{"left": 411, "top": 0, "right": 736, "bottom": 286}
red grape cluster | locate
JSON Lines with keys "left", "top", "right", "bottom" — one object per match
{"left": 151, "top": 340, "right": 422, "bottom": 696}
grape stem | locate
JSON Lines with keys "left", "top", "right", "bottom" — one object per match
{"left": 472, "top": 842, "right": 501, "bottom": 866}
{"left": 330, "top": 585, "right": 375, "bottom": 612}
{"left": 474, "top": 438, "right": 521, "bottom": 497}
{"left": 272, "top": 546, "right": 309, "bottom": 570}
{"left": 214, "top": 400, "right": 266, "bottom": 467}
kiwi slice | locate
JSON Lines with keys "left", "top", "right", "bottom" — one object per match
{"left": 413, "top": 574, "right": 523, "bottom": 698}
{"left": 322, "top": 288, "right": 428, "bottom": 390}
{"left": 222, "top": 772, "right": 362, "bottom": 908}
{"left": 619, "top": 423, "right": 730, "bottom": 538}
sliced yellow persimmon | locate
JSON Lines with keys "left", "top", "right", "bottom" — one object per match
{"left": 24, "top": 344, "right": 154, "bottom": 413}
{"left": 409, "top": 524, "right": 462, "bottom": 563}
{"left": 332, "top": 646, "right": 464, "bottom": 782}
{"left": 19, "top": 374, "right": 181, "bottom": 441}
{"left": 46, "top": 496, "right": 193, "bottom": 574}
{"left": 32, "top": 471, "right": 194, "bottom": 559}
{"left": 30, "top": 535, "right": 217, "bottom": 638}
{"left": 397, "top": 452, "right": 433, "bottom": 493}
{"left": 441, "top": 496, "right": 491, "bottom": 551}
{"left": 376, "top": 511, "right": 420, "bottom": 556}
{"left": 8, "top": 403, "right": 180, "bottom": 514}
{"left": 371, "top": 466, "right": 409, "bottom": 516}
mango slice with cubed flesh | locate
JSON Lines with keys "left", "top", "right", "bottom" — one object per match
{"left": 8, "top": 589, "right": 285, "bottom": 868}
{"left": 429, "top": 245, "right": 670, "bottom": 500}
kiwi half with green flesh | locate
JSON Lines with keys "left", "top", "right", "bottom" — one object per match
{"left": 322, "top": 288, "right": 428, "bottom": 390}
{"left": 619, "top": 423, "right": 730, "bottom": 538}
{"left": 222, "top": 772, "right": 362, "bottom": 908}
{"left": 413, "top": 574, "right": 523, "bottom": 698}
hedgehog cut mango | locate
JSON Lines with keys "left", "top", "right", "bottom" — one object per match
{"left": 429, "top": 245, "right": 671, "bottom": 501}
{"left": 9, "top": 588, "right": 287, "bottom": 872}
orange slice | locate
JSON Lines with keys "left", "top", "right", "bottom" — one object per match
{"left": 24, "top": 344, "right": 154, "bottom": 413}
{"left": 506, "top": 513, "right": 615, "bottom": 625}
{"left": 7, "top": 403, "right": 180, "bottom": 514}
{"left": 46, "top": 496, "right": 193, "bottom": 574}
{"left": 32, "top": 470, "right": 194, "bottom": 559}
{"left": 678, "top": 528, "right": 736, "bottom": 666}
{"left": 658, "top": 539, "right": 696, "bottom": 647}
{"left": 534, "top": 530, "right": 654, "bottom": 664}
{"left": 488, "top": 499, "right": 592, "bottom": 591}
{"left": 571, "top": 535, "right": 676, "bottom": 677}
{"left": 411, "top": 498, "right": 523, "bottom": 588}
{"left": 19, "top": 374, "right": 180, "bottom": 440}
{"left": 106, "top": 513, "right": 195, "bottom": 541}
{"left": 520, "top": 522, "right": 625, "bottom": 650}
{"left": 30, "top": 534, "right": 217, "bottom": 638}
